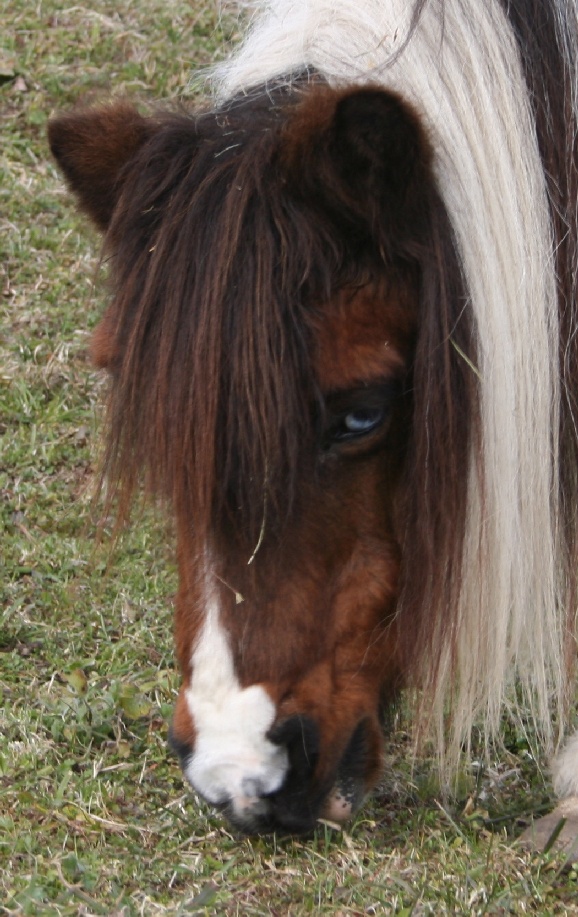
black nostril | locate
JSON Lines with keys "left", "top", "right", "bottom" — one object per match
{"left": 338, "top": 717, "right": 372, "bottom": 784}
{"left": 268, "top": 714, "right": 319, "bottom": 782}
{"left": 265, "top": 714, "right": 323, "bottom": 832}
{"left": 328, "top": 717, "right": 376, "bottom": 817}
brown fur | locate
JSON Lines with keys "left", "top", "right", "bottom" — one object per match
{"left": 48, "top": 103, "right": 153, "bottom": 231}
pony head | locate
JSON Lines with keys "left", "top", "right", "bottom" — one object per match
{"left": 49, "top": 82, "right": 475, "bottom": 832}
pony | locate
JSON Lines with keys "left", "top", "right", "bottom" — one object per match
{"left": 48, "top": 0, "right": 578, "bottom": 835}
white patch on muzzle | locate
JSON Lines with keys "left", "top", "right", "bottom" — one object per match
{"left": 183, "top": 594, "right": 288, "bottom": 818}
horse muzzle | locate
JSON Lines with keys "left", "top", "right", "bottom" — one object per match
{"left": 169, "top": 712, "right": 378, "bottom": 835}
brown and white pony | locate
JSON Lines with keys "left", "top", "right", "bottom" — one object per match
{"left": 49, "top": 0, "right": 578, "bottom": 834}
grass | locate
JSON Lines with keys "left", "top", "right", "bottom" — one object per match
{"left": 2, "top": 0, "right": 578, "bottom": 912}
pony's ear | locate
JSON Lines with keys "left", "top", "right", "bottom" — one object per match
{"left": 284, "top": 86, "right": 433, "bottom": 250}
{"left": 48, "top": 102, "right": 153, "bottom": 231}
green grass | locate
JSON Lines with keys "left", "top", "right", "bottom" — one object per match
{"left": 2, "top": 1, "right": 578, "bottom": 913}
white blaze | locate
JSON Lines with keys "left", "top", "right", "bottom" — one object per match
{"left": 183, "top": 594, "right": 288, "bottom": 816}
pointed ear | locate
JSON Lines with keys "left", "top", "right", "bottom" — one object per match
{"left": 283, "top": 86, "right": 433, "bottom": 250}
{"left": 48, "top": 102, "right": 154, "bottom": 231}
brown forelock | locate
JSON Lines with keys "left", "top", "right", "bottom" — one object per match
{"left": 97, "top": 88, "right": 321, "bottom": 543}
{"left": 95, "top": 82, "right": 434, "bottom": 548}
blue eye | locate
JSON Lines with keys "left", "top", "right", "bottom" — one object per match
{"left": 323, "top": 383, "right": 400, "bottom": 449}
{"left": 343, "top": 408, "right": 385, "bottom": 435}
{"left": 328, "top": 406, "right": 386, "bottom": 444}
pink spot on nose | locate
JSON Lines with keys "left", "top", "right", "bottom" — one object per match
{"left": 323, "top": 790, "right": 354, "bottom": 823}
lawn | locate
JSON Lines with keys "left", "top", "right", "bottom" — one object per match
{"left": 2, "top": 1, "right": 578, "bottom": 913}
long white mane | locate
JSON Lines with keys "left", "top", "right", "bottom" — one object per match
{"left": 210, "top": 0, "right": 578, "bottom": 767}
